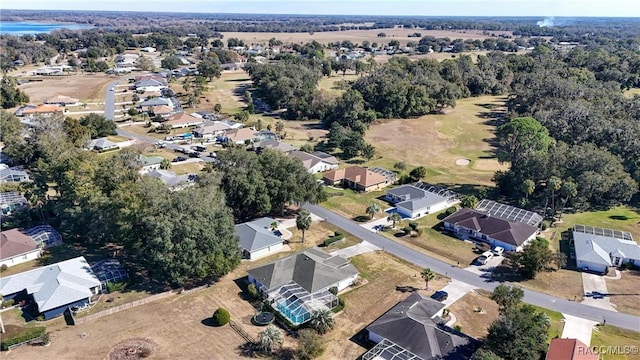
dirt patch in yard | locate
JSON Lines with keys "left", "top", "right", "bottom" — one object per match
{"left": 108, "top": 338, "right": 158, "bottom": 360}
{"left": 447, "top": 291, "right": 499, "bottom": 339}
{"left": 606, "top": 270, "right": 640, "bottom": 316}
{"left": 19, "top": 74, "right": 116, "bottom": 103}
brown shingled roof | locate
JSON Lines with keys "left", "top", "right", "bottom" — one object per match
{"left": 0, "top": 229, "right": 38, "bottom": 261}
{"left": 443, "top": 208, "right": 538, "bottom": 247}
{"left": 323, "top": 166, "right": 387, "bottom": 187}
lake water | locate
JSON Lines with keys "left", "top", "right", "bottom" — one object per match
{"left": 0, "top": 22, "right": 92, "bottom": 35}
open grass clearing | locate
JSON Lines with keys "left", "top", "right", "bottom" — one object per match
{"left": 365, "top": 95, "right": 508, "bottom": 187}
{"left": 171, "top": 162, "right": 203, "bottom": 175}
{"left": 606, "top": 270, "right": 640, "bottom": 316}
{"left": 106, "top": 135, "right": 131, "bottom": 143}
{"left": 285, "top": 220, "right": 362, "bottom": 251}
{"left": 322, "top": 250, "right": 451, "bottom": 360}
{"left": 591, "top": 325, "right": 640, "bottom": 360}
{"left": 322, "top": 187, "right": 389, "bottom": 220}
{"left": 317, "top": 74, "right": 359, "bottom": 94}
{"left": 623, "top": 88, "right": 640, "bottom": 98}
{"left": 221, "top": 28, "right": 508, "bottom": 48}
{"left": 492, "top": 265, "right": 585, "bottom": 302}
{"left": 447, "top": 291, "right": 499, "bottom": 339}
{"left": 18, "top": 74, "right": 116, "bottom": 103}
{"left": 120, "top": 124, "right": 166, "bottom": 140}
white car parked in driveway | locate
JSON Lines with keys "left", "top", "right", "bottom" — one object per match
{"left": 477, "top": 251, "right": 494, "bottom": 265}
{"left": 492, "top": 246, "right": 504, "bottom": 256}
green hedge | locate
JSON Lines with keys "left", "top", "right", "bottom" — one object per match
{"left": 1, "top": 299, "right": 15, "bottom": 308}
{"left": 332, "top": 297, "right": 345, "bottom": 313}
{"left": 1, "top": 326, "right": 46, "bottom": 351}
{"left": 212, "top": 308, "right": 230, "bottom": 326}
{"left": 323, "top": 232, "right": 344, "bottom": 246}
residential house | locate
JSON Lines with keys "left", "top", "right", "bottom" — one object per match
{"left": 323, "top": 166, "right": 394, "bottom": 192}
{"left": 442, "top": 207, "right": 538, "bottom": 252}
{"left": 573, "top": 224, "right": 640, "bottom": 274}
{"left": 87, "top": 138, "right": 119, "bottom": 152}
{"left": 0, "top": 257, "right": 101, "bottom": 319}
{"left": 363, "top": 292, "right": 478, "bottom": 360}
{"left": 139, "top": 97, "right": 174, "bottom": 111}
{"left": 44, "top": 95, "right": 80, "bottom": 106}
{"left": 247, "top": 247, "right": 359, "bottom": 325}
{"left": 0, "top": 167, "right": 30, "bottom": 183}
{"left": 0, "top": 191, "right": 28, "bottom": 217}
{"left": 163, "top": 112, "right": 204, "bottom": 129}
{"left": 546, "top": 338, "right": 598, "bottom": 360}
{"left": 146, "top": 169, "right": 197, "bottom": 190}
{"left": 236, "top": 217, "right": 285, "bottom": 260}
{"left": 254, "top": 130, "right": 279, "bottom": 142}
{"left": 138, "top": 155, "right": 164, "bottom": 174}
{"left": 135, "top": 77, "right": 167, "bottom": 93}
{"left": 20, "top": 104, "right": 63, "bottom": 117}
{"left": 219, "top": 127, "right": 258, "bottom": 144}
{"left": 0, "top": 229, "right": 40, "bottom": 268}
{"left": 252, "top": 139, "right": 297, "bottom": 154}
{"left": 34, "top": 66, "right": 68, "bottom": 76}
{"left": 386, "top": 183, "right": 459, "bottom": 219}
{"left": 288, "top": 150, "right": 339, "bottom": 174}
{"left": 14, "top": 104, "right": 37, "bottom": 117}
{"left": 151, "top": 105, "right": 174, "bottom": 117}
{"left": 192, "top": 121, "right": 232, "bottom": 139}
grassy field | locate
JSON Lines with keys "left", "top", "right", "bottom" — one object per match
{"left": 364, "top": 95, "right": 508, "bottom": 187}
{"left": 591, "top": 325, "right": 640, "bottom": 360}
{"left": 447, "top": 291, "right": 499, "bottom": 339}
{"left": 317, "top": 74, "right": 359, "bottom": 94}
{"left": 18, "top": 73, "right": 119, "bottom": 103}
{"left": 221, "top": 28, "right": 508, "bottom": 48}
{"left": 322, "top": 187, "right": 388, "bottom": 220}
{"left": 606, "top": 270, "right": 640, "bottom": 316}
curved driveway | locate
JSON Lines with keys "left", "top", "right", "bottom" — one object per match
{"left": 303, "top": 203, "right": 640, "bottom": 331}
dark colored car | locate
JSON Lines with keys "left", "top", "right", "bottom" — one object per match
{"left": 172, "top": 156, "right": 187, "bottom": 162}
{"left": 431, "top": 290, "right": 449, "bottom": 302}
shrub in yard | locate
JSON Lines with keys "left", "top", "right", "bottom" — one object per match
{"left": 247, "top": 284, "right": 260, "bottom": 300}
{"left": 212, "top": 308, "right": 230, "bottom": 326}
{"left": 454, "top": 325, "right": 462, "bottom": 332}
{"left": 328, "top": 286, "right": 338, "bottom": 295}
{"left": 1, "top": 299, "right": 15, "bottom": 308}
{"left": 402, "top": 226, "right": 412, "bottom": 235}
{"left": 0, "top": 264, "right": 7, "bottom": 272}
{"left": 332, "top": 297, "right": 345, "bottom": 313}
{"left": 323, "top": 233, "right": 344, "bottom": 246}
{"left": 444, "top": 207, "right": 457, "bottom": 216}
{"left": 409, "top": 222, "right": 419, "bottom": 231}
{"left": 1, "top": 326, "right": 46, "bottom": 350}
{"left": 106, "top": 281, "right": 127, "bottom": 293}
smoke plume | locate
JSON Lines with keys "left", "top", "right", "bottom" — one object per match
{"left": 536, "top": 17, "right": 555, "bottom": 27}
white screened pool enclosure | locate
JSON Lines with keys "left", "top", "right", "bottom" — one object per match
{"left": 264, "top": 281, "right": 339, "bottom": 326}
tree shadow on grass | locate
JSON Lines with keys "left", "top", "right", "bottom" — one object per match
{"left": 353, "top": 215, "right": 370, "bottom": 223}
{"left": 609, "top": 215, "right": 631, "bottom": 221}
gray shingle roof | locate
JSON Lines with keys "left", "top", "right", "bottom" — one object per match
{"left": 387, "top": 185, "right": 428, "bottom": 201}
{"left": 366, "top": 292, "right": 475, "bottom": 360}
{"left": 396, "top": 192, "right": 449, "bottom": 212}
{"left": 0, "top": 256, "right": 101, "bottom": 313}
{"left": 236, "top": 218, "right": 283, "bottom": 252}
{"left": 247, "top": 247, "right": 358, "bottom": 293}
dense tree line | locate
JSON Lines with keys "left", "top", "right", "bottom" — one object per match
{"left": 216, "top": 148, "right": 326, "bottom": 220}
{"left": 1, "top": 112, "right": 239, "bottom": 286}
{"left": 0, "top": 77, "right": 29, "bottom": 109}
{"left": 495, "top": 46, "right": 640, "bottom": 211}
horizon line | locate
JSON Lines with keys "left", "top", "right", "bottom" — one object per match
{"left": 2, "top": 9, "right": 639, "bottom": 18}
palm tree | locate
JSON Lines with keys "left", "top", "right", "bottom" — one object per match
{"left": 388, "top": 212, "right": 402, "bottom": 229}
{"left": 275, "top": 121, "right": 285, "bottom": 134}
{"left": 296, "top": 210, "right": 312, "bottom": 243}
{"left": 520, "top": 179, "right": 535, "bottom": 199}
{"left": 547, "top": 176, "right": 562, "bottom": 217}
{"left": 257, "top": 325, "right": 284, "bottom": 354}
{"left": 421, "top": 268, "right": 436, "bottom": 290}
{"left": 160, "top": 158, "right": 172, "bottom": 170}
{"left": 366, "top": 203, "right": 381, "bottom": 220}
{"left": 557, "top": 181, "right": 577, "bottom": 221}
{"left": 310, "top": 309, "right": 335, "bottom": 334}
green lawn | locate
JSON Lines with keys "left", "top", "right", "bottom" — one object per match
{"left": 592, "top": 325, "right": 640, "bottom": 360}
{"left": 530, "top": 305, "right": 565, "bottom": 343}
{"left": 322, "top": 187, "right": 389, "bottom": 220}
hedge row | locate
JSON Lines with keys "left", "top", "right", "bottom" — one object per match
{"left": 323, "top": 232, "right": 344, "bottom": 246}
{"left": 1, "top": 326, "right": 46, "bottom": 351}
{"left": 332, "top": 297, "right": 345, "bottom": 313}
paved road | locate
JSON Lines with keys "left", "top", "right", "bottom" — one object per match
{"left": 303, "top": 204, "right": 640, "bottom": 331}
{"left": 104, "top": 80, "right": 118, "bottom": 120}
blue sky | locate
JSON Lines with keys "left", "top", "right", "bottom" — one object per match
{"left": 3, "top": 0, "right": 639, "bottom": 17}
